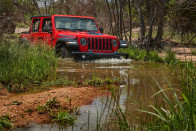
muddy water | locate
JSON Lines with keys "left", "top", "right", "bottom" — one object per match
{"left": 16, "top": 58, "right": 180, "bottom": 131}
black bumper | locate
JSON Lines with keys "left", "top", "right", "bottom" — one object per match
{"left": 72, "top": 52, "right": 129, "bottom": 60}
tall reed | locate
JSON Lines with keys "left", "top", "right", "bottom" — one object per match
{"left": 0, "top": 40, "right": 57, "bottom": 89}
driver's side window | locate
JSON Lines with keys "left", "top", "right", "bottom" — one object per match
{"left": 32, "top": 19, "right": 40, "bottom": 32}
{"left": 42, "top": 18, "right": 52, "bottom": 32}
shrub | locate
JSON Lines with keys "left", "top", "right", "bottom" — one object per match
{"left": 0, "top": 115, "right": 13, "bottom": 130}
{"left": 147, "top": 50, "right": 164, "bottom": 62}
{"left": 164, "top": 49, "right": 178, "bottom": 64}
{"left": 0, "top": 40, "right": 57, "bottom": 90}
{"left": 55, "top": 109, "right": 76, "bottom": 124}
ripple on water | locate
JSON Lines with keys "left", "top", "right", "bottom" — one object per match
{"left": 93, "top": 58, "right": 132, "bottom": 64}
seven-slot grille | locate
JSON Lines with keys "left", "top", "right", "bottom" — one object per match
{"left": 87, "top": 38, "right": 113, "bottom": 52}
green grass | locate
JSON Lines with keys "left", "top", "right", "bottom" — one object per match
{"left": 164, "top": 49, "right": 178, "bottom": 64}
{"left": 0, "top": 40, "right": 57, "bottom": 92}
{"left": 119, "top": 46, "right": 163, "bottom": 62}
{"left": 191, "top": 49, "right": 196, "bottom": 55}
{"left": 84, "top": 76, "right": 119, "bottom": 87}
{"left": 42, "top": 77, "right": 74, "bottom": 87}
{"left": 54, "top": 109, "right": 76, "bottom": 124}
{"left": 0, "top": 114, "right": 13, "bottom": 130}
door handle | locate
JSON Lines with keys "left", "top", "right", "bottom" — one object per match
{"left": 38, "top": 37, "right": 43, "bottom": 40}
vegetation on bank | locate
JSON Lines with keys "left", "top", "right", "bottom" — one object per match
{"left": 113, "top": 48, "right": 196, "bottom": 130}
{"left": 37, "top": 98, "right": 77, "bottom": 124}
{"left": 119, "top": 46, "right": 178, "bottom": 64}
{"left": 137, "top": 62, "right": 196, "bottom": 130}
{"left": 0, "top": 40, "right": 57, "bottom": 92}
{"left": 191, "top": 49, "right": 196, "bottom": 56}
{"left": 0, "top": 114, "right": 13, "bottom": 130}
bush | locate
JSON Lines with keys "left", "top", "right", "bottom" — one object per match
{"left": 55, "top": 109, "right": 76, "bottom": 124}
{"left": 147, "top": 50, "right": 164, "bottom": 62}
{"left": 119, "top": 46, "right": 163, "bottom": 62}
{"left": 0, "top": 115, "right": 13, "bottom": 130}
{"left": 164, "top": 49, "right": 178, "bottom": 64}
{"left": 0, "top": 40, "right": 57, "bottom": 90}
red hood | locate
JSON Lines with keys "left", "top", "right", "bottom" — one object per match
{"left": 55, "top": 30, "right": 117, "bottom": 39}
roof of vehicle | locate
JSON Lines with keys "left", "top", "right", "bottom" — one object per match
{"left": 30, "top": 15, "right": 95, "bottom": 20}
{"left": 30, "top": 15, "right": 51, "bottom": 20}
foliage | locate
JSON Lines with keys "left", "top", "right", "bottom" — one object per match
{"left": 37, "top": 98, "right": 60, "bottom": 114}
{"left": 42, "top": 77, "right": 74, "bottom": 87}
{"left": 54, "top": 109, "right": 76, "bottom": 124}
{"left": 46, "top": 97, "right": 60, "bottom": 109}
{"left": 147, "top": 50, "right": 164, "bottom": 62}
{"left": 0, "top": 40, "right": 57, "bottom": 91}
{"left": 139, "top": 62, "right": 196, "bottom": 130}
{"left": 119, "top": 46, "right": 164, "bottom": 62}
{"left": 164, "top": 49, "right": 178, "bottom": 64}
{"left": 0, "top": 114, "right": 13, "bottom": 130}
{"left": 84, "top": 76, "right": 119, "bottom": 87}
{"left": 191, "top": 49, "right": 196, "bottom": 56}
{"left": 119, "top": 46, "right": 146, "bottom": 61}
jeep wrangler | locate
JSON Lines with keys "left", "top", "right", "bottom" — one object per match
{"left": 19, "top": 15, "right": 128, "bottom": 60}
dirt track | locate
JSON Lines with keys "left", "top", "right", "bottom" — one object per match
{"left": 0, "top": 86, "right": 108, "bottom": 128}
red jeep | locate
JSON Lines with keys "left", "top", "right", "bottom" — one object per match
{"left": 19, "top": 15, "right": 128, "bottom": 59}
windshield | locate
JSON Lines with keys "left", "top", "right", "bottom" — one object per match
{"left": 54, "top": 17, "right": 98, "bottom": 32}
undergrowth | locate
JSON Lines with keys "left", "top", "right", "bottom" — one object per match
{"left": 0, "top": 40, "right": 57, "bottom": 92}
{"left": 37, "top": 98, "right": 76, "bottom": 124}
{"left": 119, "top": 46, "right": 179, "bottom": 64}
{"left": 119, "top": 46, "right": 163, "bottom": 62}
{"left": 0, "top": 114, "right": 13, "bottom": 130}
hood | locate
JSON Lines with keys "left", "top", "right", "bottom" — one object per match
{"left": 56, "top": 30, "right": 117, "bottom": 39}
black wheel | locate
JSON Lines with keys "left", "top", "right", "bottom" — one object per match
{"left": 56, "top": 45, "right": 69, "bottom": 58}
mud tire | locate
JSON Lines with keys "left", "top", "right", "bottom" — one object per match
{"left": 56, "top": 44, "right": 69, "bottom": 58}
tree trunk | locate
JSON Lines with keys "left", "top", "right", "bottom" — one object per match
{"left": 105, "top": 0, "right": 114, "bottom": 35}
{"left": 115, "top": 0, "right": 120, "bottom": 38}
{"left": 128, "top": 0, "right": 132, "bottom": 45}
{"left": 111, "top": 0, "right": 117, "bottom": 35}
{"left": 119, "top": 0, "right": 123, "bottom": 40}
{"left": 135, "top": 0, "right": 145, "bottom": 47}
{"left": 154, "top": 0, "right": 168, "bottom": 48}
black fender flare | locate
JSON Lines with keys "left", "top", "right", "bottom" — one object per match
{"left": 56, "top": 38, "right": 79, "bottom": 50}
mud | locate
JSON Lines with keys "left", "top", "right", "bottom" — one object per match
{"left": 0, "top": 86, "right": 108, "bottom": 128}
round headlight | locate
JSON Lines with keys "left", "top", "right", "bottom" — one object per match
{"left": 112, "top": 39, "right": 118, "bottom": 47}
{"left": 80, "top": 38, "right": 87, "bottom": 46}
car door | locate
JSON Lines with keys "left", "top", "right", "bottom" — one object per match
{"left": 40, "top": 18, "right": 52, "bottom": 46}
{"left": 30, "top": 18, "right": 41, "bottom": 43}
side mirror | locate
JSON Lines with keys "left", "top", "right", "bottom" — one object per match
{"left": 99, "top": 27, "right": 104, "bottom": 34}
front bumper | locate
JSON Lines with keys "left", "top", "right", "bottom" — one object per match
{"left": 72, "top": 52, "right": 129, "bottom": 60}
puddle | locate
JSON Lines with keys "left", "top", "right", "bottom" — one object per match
{"left": 16, "top": 58, "right": 180, "bottom": 130}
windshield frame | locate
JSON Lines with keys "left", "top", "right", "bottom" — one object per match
{"left": 54, "top": 16, "right": 99, "bottom": 32}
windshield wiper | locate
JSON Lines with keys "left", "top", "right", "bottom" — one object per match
{"left": 72, "top": 29, "right": 90, "bottom": 32}
{"left": 56, "top": 28, "right": 72, "bottom": 30}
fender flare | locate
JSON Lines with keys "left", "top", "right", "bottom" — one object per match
{"left": 56, "top": 38, "right": 79, "bottom": 49}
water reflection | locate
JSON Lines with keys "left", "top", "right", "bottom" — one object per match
{"left": 16, "top": 58, "right": 180, "bottom": 130}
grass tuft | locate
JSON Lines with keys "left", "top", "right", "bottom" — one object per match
{"left": 0, "top": 114, "right": 13, "bottom": 130}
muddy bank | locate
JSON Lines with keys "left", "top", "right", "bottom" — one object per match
{"left": 0, "top": 86, "right": 108, "bottom": 128}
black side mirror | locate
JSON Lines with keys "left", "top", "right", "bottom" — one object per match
{"left": 99, "top": 28, "right": 104, "bottom": 34}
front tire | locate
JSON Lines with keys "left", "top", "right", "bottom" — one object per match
{"left": 56, "top": 45, "right": 69, "bottom": 58}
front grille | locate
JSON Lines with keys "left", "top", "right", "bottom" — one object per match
{"left": 87, "top": 38, "right": 112, "bottom": 52}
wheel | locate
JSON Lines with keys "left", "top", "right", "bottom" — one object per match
{"left": 56, "top": 45, "right": 69, "bottom": 58}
